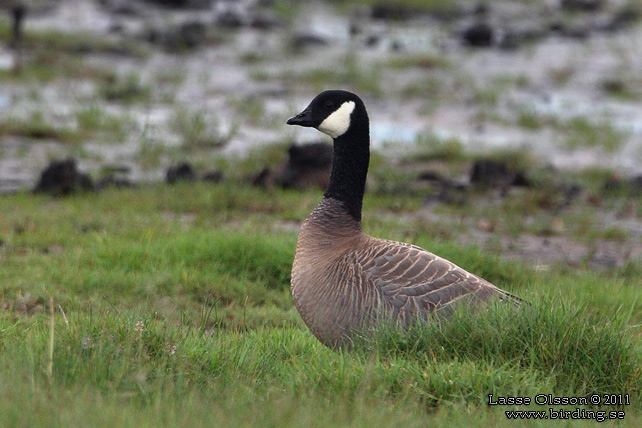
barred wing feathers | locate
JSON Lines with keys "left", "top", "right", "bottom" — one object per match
{"left": 355, "top": 240, "right": 520, "bottom": 322}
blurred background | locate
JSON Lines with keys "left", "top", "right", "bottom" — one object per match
{"left": 0, "top": 0, "right": 642, "bottom": 268}
{"left": 0, "top": 0, "right": 640, "bottom": 194}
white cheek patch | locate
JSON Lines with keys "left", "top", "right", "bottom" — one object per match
{"left": 318, "top": 101, "right": 355, "bottom": 138}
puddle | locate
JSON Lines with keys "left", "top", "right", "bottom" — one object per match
{"left": 0, "top": 94, "right": 10, "bottom": 111}
{"left": 0, "top": 49, "right": 13, "bottom": 72}
{"left": 1, "top": 0, "right": 642, "bottom": 191}
{"left": 370, "top": 122, "right": 420, "bottom": 146}
{"left": 27, "top": 1, "right": 116, "bottom": 34}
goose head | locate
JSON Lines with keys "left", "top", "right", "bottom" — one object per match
{"left": 287, "top": 90, "right": 371, "bottom": 221}
{"left": 287, "top": 90, "right": 367, "bottom": 139}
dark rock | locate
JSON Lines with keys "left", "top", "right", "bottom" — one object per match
{"left": 511, "top": 171, "right": 530, "bottom": 187}
{"left": 601, "top": 78, "right": 626, "bottom": 94}
{"left": 417, "top": 170, "right": 468, "bottom": 205}
{"left": 276, "top": 142, "right": 333, "bottom": 190}
{"left": 425, "top": 182, "right": 468, "bottom": 205}
{"left": 365, "top": 34, "right": 381, "bottom": 47}
{"left": 287, "top": 142, "right": 333, "bottom": 169}
{"left": 146, "top": 30, "right": 163, "bottom": 46}
{"left": 548, "top": 20, "right": 564, "bottom": 32}
{"left": 112, "top": 6, "right": 142, "bottom": 17}
{"left": 349, "top": 21, "right": 361, "bottom": 38}
{"left": 166, "top": 163, "right": 197, "bottom": 184}
{"left": 628, "top": 176, "right": 642, "bottom": 192}
{"left": 100, "top": 0, "right": 144, "bottom": 16}
{"left": 202, "top": 170, "right": 224, "bottom": 183}
{"left": 470, "top": 159, "right": 511, "bottom": 186}
{"left": 560, "top": 0, "right": 604, "bottom": 12}
{"left": 108, "top": 22, "right": 125, "bottom": 33}
{"left": 180, "top": 21, "right": 207, "bottom": 47}
{"left": 371, "top": 4, "right": 417, "bottom": 20}
{"left": 252, "top": 167, "right": 275, "bottom": 188}
{"left": 469, "top": 159, "right": 529, "bottom": 188}
{"left": 602, "top": 177, "right": 620, "bottom": 192}
{"left": 602, "top": 175, "right": 642, "bottom": 196}
{"left": 33, "top": 159, "right": 94, "bottom": 196}
{"left": 249, "top": 13, "right": 281, "bottom": 30}
{"left": 417, "top": 171, "right": 446, "bottom": 183}
{"left": 390, "top": 40, "right": 403, "bottom": 52}
{"left": 462, "top": 22, "right": 494, "bottom": 47}
{"left": 291, "top": 33, "right": 329, "bottom": 50}
{"left": 562, "top": 182, "right": 583, "bottom": 200}
{"left": 602, "top": 6, "right": 641, "bottom": 31}
{"left": 145, "top": 0, "right": 190, "bottom": 7}
{"left": 551, "top": 21, "right": 591, "bottom": 39}
{"left": 144, "top": 0, "right": 211, "bottom": 8}
{"left": 147, "top": 20, "right": 207, "bottom": 50}
{"left": 216, "top": 10, "right": 244, "bottom": 28}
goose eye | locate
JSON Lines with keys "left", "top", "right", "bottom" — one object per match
{"left": 324, "top": 101, "right": 334, "bottom": 109}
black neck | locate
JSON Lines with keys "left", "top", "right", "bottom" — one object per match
{"left": 323, "top": 113, "right": 370, "bottom": 222}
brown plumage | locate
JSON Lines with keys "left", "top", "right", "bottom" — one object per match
{"left": 287, "top": 90, "right": 521, "bottom": 349}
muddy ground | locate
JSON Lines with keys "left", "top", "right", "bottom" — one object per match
{"left": 1, "top": 0, "right": 641, "bottom": 270}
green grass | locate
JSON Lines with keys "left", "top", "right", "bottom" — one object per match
{"left": 0, "top": 21, "right": 139, "bottom": 84}
{"left": 0, "top": 18, "right": 146, "bottom": 57}
{"left": 100, "top": 72, "right": 151, "bottom": 104}
{"left": 0, "top": 111, "right": 81, "bottom": 142}
{"left": 512, "top": 111, "right": 629, "bottom": 153}
{"left": 1, "top": 179, "right": 641, "bottom": 426}
{"left": 283, "top": 52, "right": 383, "bottom": 96}
{"left": 75, "top": 106, "right": 133, "bottom": 143}
{"left": 0, "top": 50, "right": 118, "bottom": 83}
{"left": 0, "top": 107, "right": 132, "bottom": 145}
{"left": 517, "top": 110, "right": 548, "bottom": 130}
{"left": 21, "top": 29, "right": 147, "bottom": 58}
{"left": 367, "top": 300, "right": 641, "bottom": 398}
{"left": 169, "top": 108, "right": 235, "bottom": 150}
{"left": 386, "top": 54, "right": 451, "bottom": 70}
{"left": 407, "top": 133, "right": 467, "bottom": 162}
{"left": 561, "top": 117, "right": 628, "bottom": 153}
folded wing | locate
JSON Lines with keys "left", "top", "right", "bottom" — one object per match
{"left": 356, "top": 240, "right": 521, "bottom": 323}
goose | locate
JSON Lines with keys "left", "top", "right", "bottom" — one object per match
{"left": 287, "top": 90, "right": 522, "bottom": 349}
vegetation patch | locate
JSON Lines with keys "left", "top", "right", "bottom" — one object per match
{"left": 100, "top": 72, "right": 151, "bottom": 104}
{"left": 366, "top": 300, "right": 641, "bottom": 401}
{"left": 0, "top": 50, "right": 117, "bottom": 83}
{"left": 386, "top": 54, "right": 451, "bottom": 70}
{"left": 287, "top": 53, "right": 382, "bottom": 96}
{"left": 169, "top": 108, "right": 236, "bottom": 150}
{"left": 0, "top": 179, "right": 641, "bottom": 426}
{"left": 561, "top": 117, "right": 628, "bottom": 152}
{"left": 0, "top": 111, "right": 80, "bottom": 142}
